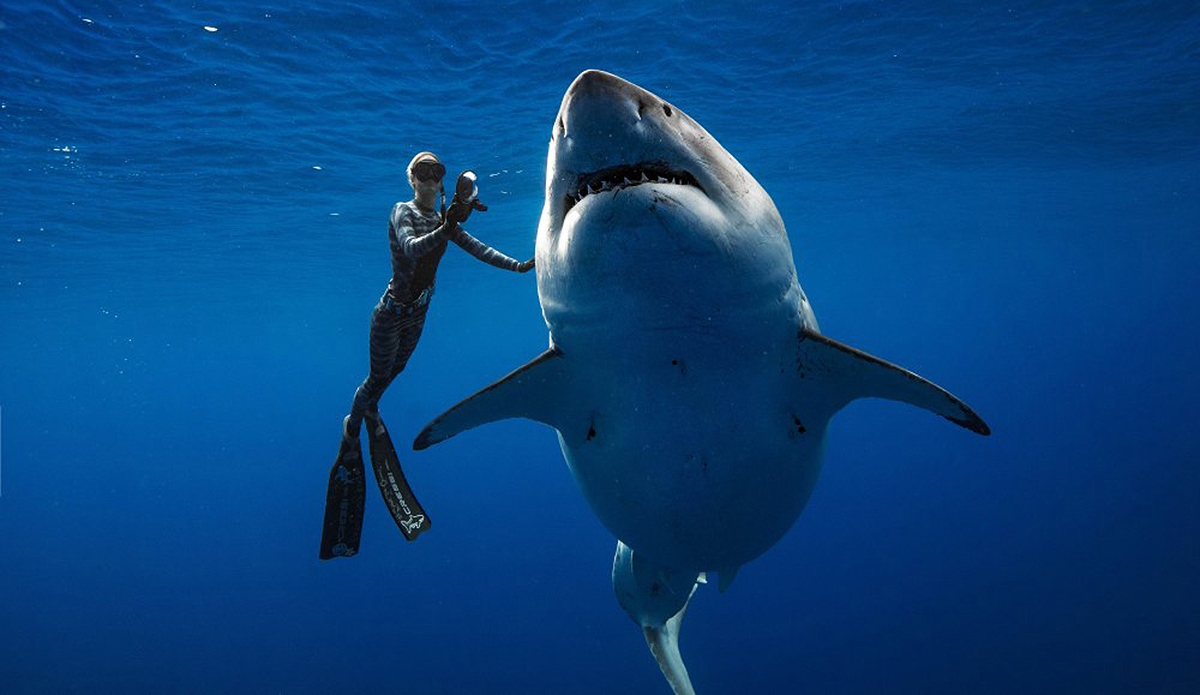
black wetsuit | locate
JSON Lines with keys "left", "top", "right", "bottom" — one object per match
{"left": 346, "top": 200, "right": 522, "bottom": 436}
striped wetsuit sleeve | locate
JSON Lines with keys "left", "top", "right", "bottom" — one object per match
{"left": 450, "top": 226, "right": 523, "bottom": 271}
{"left": 394, "top": 205, "right": 454, "bottom": 257}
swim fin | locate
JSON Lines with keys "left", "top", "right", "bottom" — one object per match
{"left": 366, "top": 413, "right": 432, "bottom": 541}
{"left": 318, "top": 428, "right": 366, "bottom": 560}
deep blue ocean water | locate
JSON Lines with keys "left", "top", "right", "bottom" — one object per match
{"left": 2, "top": 1, "right": 1198, "bottom": 692}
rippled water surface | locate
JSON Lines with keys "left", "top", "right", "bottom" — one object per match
{"left": 2, "top": 2, "right": 1198, "bottom": 693}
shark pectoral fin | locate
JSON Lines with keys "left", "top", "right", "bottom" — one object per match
{"left": 413, "top": 348, "right": 568, "bottom": 450}
{"left": 798, "top": 328, "right": 990, "bottom": 435}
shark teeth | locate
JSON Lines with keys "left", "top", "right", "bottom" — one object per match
{"left": 563, "top": 162, "right": 703, "bottom": 215}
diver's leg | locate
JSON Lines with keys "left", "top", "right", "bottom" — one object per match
{"left": 379, "top": 307, "right": 429, "bottom": 394}
{"left": 363, "top": 306, "right": 433, "bottom": 541}
{"left": 319, "top": 300, "right": 402, "bottom": 559}
{"left": 347, "top": 301, "right": 405, "bottom": 437}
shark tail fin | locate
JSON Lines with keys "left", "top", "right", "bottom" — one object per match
{"left": 798, "top": 328, "right": 990, "bottom": 435}
{"left": 644, "top": 597, "right": 698, "bottom": 695}
{"left": 413, "top": 348, "right": 567, "bottom": 450}
{"left": 613, "top": 542, "right": 701, "bottom": 695}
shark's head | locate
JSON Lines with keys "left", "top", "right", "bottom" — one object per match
{"left": 536, "top": 70, "right": 802, "bottom": 342}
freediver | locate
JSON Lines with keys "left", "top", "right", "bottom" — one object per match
{"left": 319, "top": 151, "right": 534, "bottom": 559}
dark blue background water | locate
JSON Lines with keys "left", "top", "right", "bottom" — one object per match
{"left": 2, "top": 1, "right": 1197, "bottom": 692}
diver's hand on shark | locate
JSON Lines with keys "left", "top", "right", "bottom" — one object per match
{"left": 517, "top": 258, "right": 535, "bottom": 273}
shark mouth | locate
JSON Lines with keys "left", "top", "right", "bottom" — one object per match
{"left": 563, "top": 161, "right": 702, "bottom": 215}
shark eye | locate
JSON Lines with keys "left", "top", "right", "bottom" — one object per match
{"left": 662, "top": 104, "right": 673, "bottom": 117}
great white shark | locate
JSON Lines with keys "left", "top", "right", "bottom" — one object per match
{"left": 415, "top": 69, "right": 989, "bottom": 694}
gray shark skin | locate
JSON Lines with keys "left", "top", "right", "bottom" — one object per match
{"left": 416, "top": 69, "right": 988, "bottom": 695}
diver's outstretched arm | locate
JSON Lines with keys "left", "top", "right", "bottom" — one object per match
{"left": 450, "top": 225, "right": 529, "bottom": 271}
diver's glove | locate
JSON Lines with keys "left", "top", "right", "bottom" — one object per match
{"left": 444, "top": 200, "right": 474, "bottom": 227}
{"left": 517, "top": 258, "right": 535, "bottom": 273}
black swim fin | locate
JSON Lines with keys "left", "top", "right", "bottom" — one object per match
{"left": 319, "top": 430, "right": 366, "bottom": 560}
{"left": 366, "top": 413, "right": 432, "bottom": 541}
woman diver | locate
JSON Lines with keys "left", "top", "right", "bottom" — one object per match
{"left": 320, "top": 151, "right": 533, "bottom": 559}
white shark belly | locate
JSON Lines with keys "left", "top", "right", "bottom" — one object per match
{"left": 549, "top": 295, "right": 829, "bottom": 571}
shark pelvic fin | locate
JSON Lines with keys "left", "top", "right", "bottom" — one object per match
{"left": 717, "top": 566, "right": 740, "bottom": 593}
{"left": 413, "top": 348, "right": 568, "bottom": 450}
{"left": 798, "top": 328, "right": 990, "bottom": 435}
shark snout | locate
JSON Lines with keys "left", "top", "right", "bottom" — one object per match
{"left": 561, "top": 70, "right": 633, "bottom": 132}
{"left": 557, "top": 69, "right": 680, "bottom": 143}
{"left": 553, "top": 70, "right": 698, "bottom": 198}
{"left": 567, "top": 69, "right": 630, "bottom": 99}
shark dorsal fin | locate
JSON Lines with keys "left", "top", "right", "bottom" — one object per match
{"left": 798, "top": 328, "right": 990, "bottom": 435}
{"left": 413, "top": 348, "right": 568, "bottom": 450}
